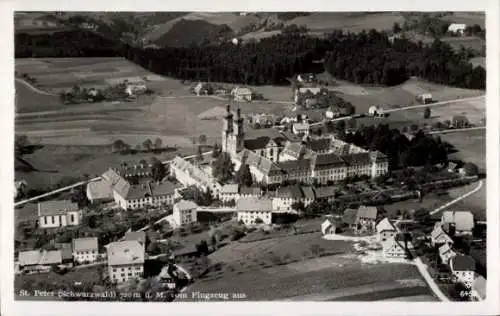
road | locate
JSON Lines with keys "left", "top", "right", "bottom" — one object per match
{"left": 14, "top": 151, "right": 210, "bottom": 207}
{"left": 309, "top": 95, "right": 485, "bottom": 127}
{"left": 383, "top": 96, "right": 485, "bottom": 113}
{"left": 428, "top": 126, "right": 485, "bottom": 135}
{"left": 429, "top": 180, "right": 483, "bottom": 216}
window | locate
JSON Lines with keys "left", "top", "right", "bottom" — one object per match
{"left": 70, "top": 214, "right": 75, "bottom": 223}
{"left": 43, "top": 217, "right": 47, "bottom": 225}
{"left": 113, "top": 268, "right": 117, "bottom": 272}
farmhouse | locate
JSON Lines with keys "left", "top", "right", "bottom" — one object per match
{"left": 172, "top": 200, "right": 198, "bottom": 228}
{"left": 450, "top": 255, "right": 476, "bottom": 287}
{"left": 368, "top": 106, "right": 385, "bottom": 117}
{"left": 193, "top": 82, "right": 213, "bottom": 96}
{"left": 313, "top": 186, "right": 336, "bottom": 203}
{"left": 417, "top": 93, "right": 433, "bottom": 104}
{"left": 381, "top": 236, "right": 407, "bottom": 258}
{"left": 231, "top": 87, "right": 253, "bottom": 102}
{"left": 296, "top": 73, "right": 316, "bottom": 83}
{"left": 441, "top": 211, "right": 474, "bottom": 236}
{"left": 72, "top": 237, "right": 99, "bottom": 264}
{"left": 448, "top": 23, "right": 467, "bottom": 35}
{"left": 37, "top": 200, "right": 81, "bottom": 229}
{"left": 450, "top": 115, "right": 469, "bottom": 128}
{"left": 292, "top": 122, "right": 310, "bottom": 136}
{"left": 86, "top": 180, "right": 114, "bottom": 204}
{"left": 236, "top": 197, "right": 273, "bottom": 226}
{"left": 430, "top": 223, "right": 454, "bottom": 247}
{"left": 342, "top": 205, "right": 377, "bottom": 232}
{"left": 18, "top": 249, "right": 62, "bottom": 274}
{"left": 438, "top": 243, "right": 457, "bottom": 265}
{"left": 113, "top": 179, "right": 178, "bottom": 210}
{"left": 107, "top": 240, "right": 145, "bottom": 284}
{"left": 321, "top": 218, "right": 338, "bottom": 235}
{"left": 325, "top": 107, "right": 340, "bottom": 119}
{"left": 376, "top": 217, "right": 397, "bottom": 242}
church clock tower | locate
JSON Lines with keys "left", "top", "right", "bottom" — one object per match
{"left": 221, "top": 104, "right": 233, "bottom": 153}
{"left": 232, "top": 107, "right": 245, "bottom": 154}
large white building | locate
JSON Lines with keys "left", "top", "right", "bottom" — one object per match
{"left": 37, "top": 200, "right": 81, "bottom": 229}
{"left": 107, "top": 240, "right": 144, "bottom": 284}
{"left": 172, "top": 200, "right": 198, "bottom": 228}
{"left": 236, "top": 197, "right": 273, "bottom": 226}
{"left": 220, "top": 105, "right": 389, "bottom": 186}
{"left": 170, "top": 156, "right": 222, "bottom": 195}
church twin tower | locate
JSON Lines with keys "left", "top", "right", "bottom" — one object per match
{"left": 222, "top": 104, "right": 245, "bottom": 157}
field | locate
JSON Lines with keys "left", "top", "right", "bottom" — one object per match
{"left": 440, "top": 129, "right": 486, "bottom": 169}
{"left": 447, "top": 182, "right": 486, "bottom": 220}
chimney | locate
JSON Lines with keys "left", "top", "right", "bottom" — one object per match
{"left": 226, "top": 104, "right": 231, "bottom": 113}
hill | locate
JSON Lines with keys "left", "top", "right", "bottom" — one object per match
{"left": 154, "top": 19, "right": 234, "bottom": 47}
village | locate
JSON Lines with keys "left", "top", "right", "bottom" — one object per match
{"left": 12, "top": 11, "right": 488, "bottom": 303}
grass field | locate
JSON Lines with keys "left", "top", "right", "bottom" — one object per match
{"left": 440, "top": 129, "right": 486, "bottom": 169}
{"left": 181, "top": 259, "right": 426, "bottom": 301}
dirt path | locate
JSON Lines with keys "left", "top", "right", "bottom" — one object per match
{"left": 15, "top": 78, "right": 56, "bottom": 96}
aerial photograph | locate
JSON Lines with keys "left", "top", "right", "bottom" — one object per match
{"left": 13, "top": 11, "right": 486, "bottom": 303}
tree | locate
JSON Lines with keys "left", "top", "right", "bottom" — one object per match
{"left": 235, "top": 164, "right": 253, "bottom": 187}
{"left": 112, "top": 139, "right": 127, "bottom": 153}
{"left": 424, "top": 107, "right": 431, "bottom": 119}
{"left": 463, "top": 162, "right": 479, "bottom": 176}
{"left": 151, "top": 159, "right": 166, "bottom": 182}
{"left": 154, "top": 137, "right": 163, "bottom": 149}
{"left": 196, "top": 240, "right": 209, "bottom": 256}
{"left": 142, "top": 138, "right": 153, "bottom": 151}
{"left": 212, "top": 152, "right": 234, "bottom": 183}
{"left": 392, "top": 22, "right": 402, "bottom": 34}
{"left": 199, "top": 134, "right": 207, "bottom": 145}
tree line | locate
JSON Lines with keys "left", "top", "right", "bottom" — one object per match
{"left": 15, "top": 28, "right": 485, "bottom": 90}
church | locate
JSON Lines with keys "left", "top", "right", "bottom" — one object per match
{"left": 221, "top": 104, "right": 389, "bottom": 185}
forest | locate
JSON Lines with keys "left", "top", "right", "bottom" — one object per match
{"left": 342, "top": 124, "right": 450, "bottom": 170}
{"left": 15, "top": 30, "right": 123, "bottom": 58}
{"left": 15, "top": 28, "right": 485, "bottom": 89}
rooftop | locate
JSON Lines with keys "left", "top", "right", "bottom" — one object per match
{"left": 37, "top": 200, "right": 78, "bottom": 217}
{"left": 236, "top": 197, "right": 273, "bottom": 212}
{"left": 72, "top": 237, "right": 98, "bottom": 252}
{"left": 87, "top": 180, "right": 113, "bottom": 200}
{"left": 124, "top": 231, "right": 146, "bottom": 245}
{"left": 313, "top": 186, "right": 336, "bottom": 199}
{"left": 174, "top": 200, "right": 198, "bottom": 212}
{"left": 451, "top": 255, "right": 476, "bottom": 272}
{"left": 107, "top": 240, "right": 145, "bottom": 266}
{"left": 441, "top": 211, "right": 474, "bottom": 232}
{"left": 221, "top": 184, "right": 239, "bottom": 194}
{"left": 376, "top": 217, "right": 396, "bottom": 233}
{"left": 239, "top": 186, "right": 261, "bottom": 196}
{"left": 19, "top": 249, "right": 62, "bottom": 266}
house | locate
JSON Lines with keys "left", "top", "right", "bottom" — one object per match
{"left": 193, "top": 82, "right": 213, "bottom": 96}
{"left": 448, "top": 23, "right": 467, "bottom": 35}
{"left": 376, "top": 217, "right": 397, "bottom": 242}
{"left": 438, "top": 243, "right": 457, "bottom": 265}
{"left": 292, "top": 122, "right": 310, "bottom": 136}
{"left": 381, "top": 236, "right": 407, "bottom": 258}
{"left": 125, "top": 79, "right": 147, "bottom": 96}
{"left": 325, "top": 107, "right": 340, "bottom": 119}
{"left": 342, "top": 206, "right": 377, "bottom": 232}
{"left": 296, "top": 73, "right": 316, "bottom": 83}
{"left": 447, "top": 162, "right": 458, "bottom": 173}
{"left": 231, "top": 87, "right": 253, "bottom": 102}
{"left": 239, "top": 186, "right": 261, "bottom": 198}
{"left": 124, "top": 231, "right": 147, "bottom": 248}
{"left": 86, "top": 180, "right": 114, "bottom": 204}
{"left": 52, "top": 242, "right": 73, "bottom": 265}
{"left": 321, "top": 218, "right": 337, "bottom": 235}
{"left": 301, "top": 186, "right": 315, "bottom": 206}
{"left": 18, "top": 249, "right": 62, "bottom": 274}
{"left": 172, "top": 200, "right": 198, "bottom": 228}
{"left": 236, "top": 197, "right": 273, "bottom": 225}
{"left": 272, "top": 185, "right": 303, "bottom": 213}
{"left": 72, "top": 237, "right": 99, "bottom": 264}
{"left": 471, "top": 275, "right": 486, "bottom": 301}
{"left": 368, "top": 106, "right": 385, "bottom": 117}
{"left": 430, "top": 223, "right": 454, "bottom": 247}
{"left": 313, "top": 186, "right": 336, "bottom": 203}
{"left": 441, "top": 211, "right": 474, "bottom": 236}
{"left": 107, "top": 240, "right": 145, "bottom": 284}
{"left": 450, "top": 115, "right": 469, "bottom": 128}
{"left": 219, "top": 184, "right": 239, "bottom": 202}
{"left": 113, "top": 180, "right": 178, "bottom": 210}
{"left": 417, "top": 93, "right": 433, "bottom": 104}
{"left": 355, "top": 205, "right": 378, "bottom": 231}
{"left": 450, "top": 255, "right": 476, "bottom": 287}
{"left": 37, "top": 200, "right": 81, "bottom": 228}
{"left": 294, "top": 87, "right": 321, "bottom": 104}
